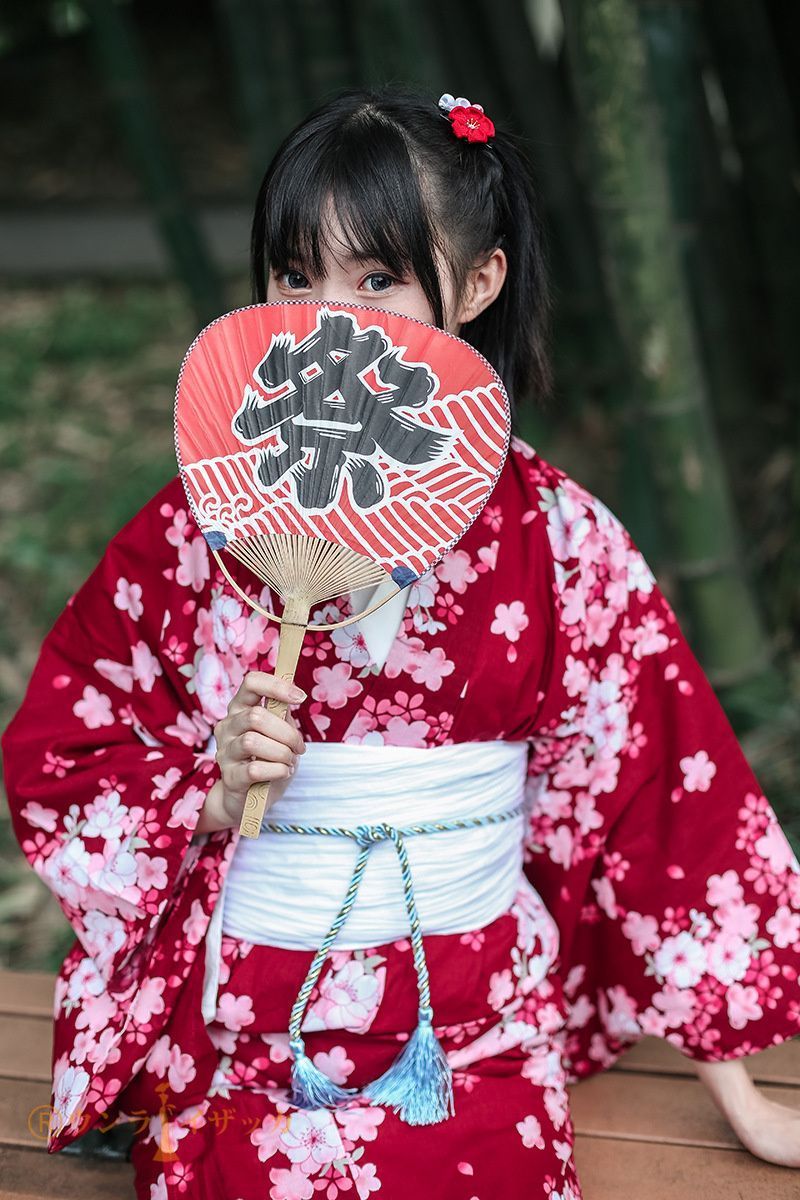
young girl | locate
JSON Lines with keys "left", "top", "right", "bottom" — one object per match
{"left": 3, "top": 86, "right": 799, "bottom": 1199}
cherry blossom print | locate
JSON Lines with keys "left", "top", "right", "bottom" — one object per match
{"left": 303, "top": 955, "right": 386, "bottom": 1034}
{"left": 310, "top": 1044, "right": 355, "bottom": 1086}
{"left": 543, "top": 490, "right": 591, "bottom": 563}
{"left": 405, "top": 645, "right": 455, "bottom": 691}
{"left": 436, "top": 547, "right": 478, "bottom": 594}
{"left": 521, "top": 453, "right": 800, "bottom": 1079}
{"left": 2, "top": 439, "right": 798, "bottom": 1198}
{"left": 311, "top": 662, "right": 364, "bottom": 709}
{"left": 482, "top": 503, "right": 503, "bottom": 532}
{"left": 475, "top": 539, "right": 499, "bottom": 573}
{"left": 517, "top": 1113, "right": 546, "bottom": 1150}
{"left": 175, "top": 535, "right": 211, "bottom": 593}
{"left": 766, "top": 906, "right": 800, "bottom": 950}
{"left": 680, "top": 750, "right": 717, "bottom": 793}
{"left": 216, "top": 992, "right": 256, "bottom": 1032}
{"left": 622, "top": 912, "right": 660, "bottom": 956}
{"left": 754, "top": 819, "right": 799, "bottom": 875}
{"left": 143, "top": 1034, "right": 199, "bottom": 1093}
{"left": 192, "top": 651, "right": 238, "bottom": 724}
{"left": 114, "top": 577, "right": 144, "bottom": 622}
{"left": 727, "top": 983, "right": 764, "bottom": 1029}
{"left": 281, "top": 1109, "right": 345, "bottom": 1169}
{"left": 652, "top": 932, "right": 707, "bottom": 988}
{"left": 329, "top": 619, "right": 373, "bottom": 670}
{"left": 491, "top": 600, "right": 530, "bottom": 664}
{"left": 73, "top": 684, "right": 115, "bottom": 729}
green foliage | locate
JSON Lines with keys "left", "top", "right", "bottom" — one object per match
{"left": 0, "top": 278, "right": 209, "bottom": 967}
{"left": 0, "top": 281, "right": 196, "bottom": 657}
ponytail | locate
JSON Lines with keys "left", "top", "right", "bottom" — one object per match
{"left": 457, "top": 130, "right": 554, "bottom": 413}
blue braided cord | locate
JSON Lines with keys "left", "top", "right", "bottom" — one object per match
{"left": 287, "top": 839, "right": 373, "bottom": 1051}
{"left": 266, "top": 801, "right": 526, "bottom": 1052}
{"left": 382, "top": 824, "right": 430, "bottom": 1014}
{"left": 261, "top": 805, "right": 525, "bottom": 843}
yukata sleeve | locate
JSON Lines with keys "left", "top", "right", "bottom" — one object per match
{"left": 522, "top": 477, "right": 800, "bottom": 1080}
{"left": 0, "top": 480, "right": 220, "bottom": 991}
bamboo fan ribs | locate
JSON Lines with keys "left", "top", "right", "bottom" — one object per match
{"left": 174, "top": 300, "right": 510, "bottom": 838}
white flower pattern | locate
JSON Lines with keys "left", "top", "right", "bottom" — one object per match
{"left": 2, "top": 436, "right": 798, "bottom": 1198}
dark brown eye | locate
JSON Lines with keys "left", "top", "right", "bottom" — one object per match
{"left": 363, "top": 273, "right": 397, "bottom": 293}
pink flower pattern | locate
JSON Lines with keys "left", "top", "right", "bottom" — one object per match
{"left": 2, "top": 435, "right": 798, "bottom": 1199}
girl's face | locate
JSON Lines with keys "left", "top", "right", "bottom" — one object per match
{"left": 265, "top": 211, "right": 506, "bottom": 336}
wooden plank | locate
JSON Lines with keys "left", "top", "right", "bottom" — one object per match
{"left": 0, "top": 1015, "right": 52, "bottom": 1083}
{"left": 570, "top": 1071, "right": 800, "bottom": 1150}
{"left": 0, "top": 1144, "right": 135, "bottom": 1200}
{"left": 0, "top": 973, "right": 55, "bottom": 1020}
{"left": 612, "top": 1035, "right": 800, "bottom": 1087}
{"left": 0, "top": 1137, "right": 792, "bottom": 1200}
{"left": 0, "top": 1065, "right": 795, "bottom": 1198}
{"left": 0, "top": 1077, "right": 133, "bottom": 1161}
{"left": 573, "top": 1136, "right": 797, "bottom": 1200}
{"left": 0, "top": 1077, "right": 53, "bottom": 1150}
{"left": 1, "top": 966, "right": 798, "bottom": 1197}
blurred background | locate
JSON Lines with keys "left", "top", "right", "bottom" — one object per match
{"left": 0, "top": 0, "right": 799, "bottom": 972}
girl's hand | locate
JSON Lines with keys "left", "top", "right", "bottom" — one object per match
{"left": 694, "top": 1056, "right": 800, "bottom": 1168}
{"left": 195, "top": 670, "right": 307, "bottom": 834}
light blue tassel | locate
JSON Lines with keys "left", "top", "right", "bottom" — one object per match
{"left": 361, "top": 1007, "right": 455, "bottom": 1124}
{"left": 289, "top": 1037, "right": 359, "bottom": 1109}
{"left": 261, "top": 813, "right": 524, "bottom": 1125}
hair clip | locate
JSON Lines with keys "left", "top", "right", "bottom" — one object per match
{"left": 437, "top": 93, "right": 496, "bottom": 144}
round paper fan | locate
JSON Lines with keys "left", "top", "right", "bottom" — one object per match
{"left": 174, "top": 300, "right": 510, "bottom": 836}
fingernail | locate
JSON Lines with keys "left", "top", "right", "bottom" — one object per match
{"left": 289, "top": 685, "right": 306, "bottom": 702}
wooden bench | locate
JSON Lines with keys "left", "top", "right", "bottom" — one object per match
{"left": 1, "top": 969, "right": 798, "bottom": 1198}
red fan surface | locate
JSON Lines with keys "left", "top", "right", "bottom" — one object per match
{"left": 175, "top": 301, "right": 510, "bottom": 587}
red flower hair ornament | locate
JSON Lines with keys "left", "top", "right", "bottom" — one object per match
{"left": 438, "top": 93, "right": 496, "bottom": 144}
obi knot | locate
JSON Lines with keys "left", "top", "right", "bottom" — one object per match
{"left": 354, "top": 822, "right": 395, "bottom": 847}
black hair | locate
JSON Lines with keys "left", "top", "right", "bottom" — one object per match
{"left": 250, "top": 85, "right": 553, "bottom": 414}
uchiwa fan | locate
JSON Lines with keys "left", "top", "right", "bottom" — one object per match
{"left": 174, "top": 301, "right": 510, "bottom": 838}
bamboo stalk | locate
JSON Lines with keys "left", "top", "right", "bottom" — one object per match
{"left": 347, "top": 0, "right": 437, "bottom": 88}
{"left": 702, "top": 0, "right": 800, "bottom": 629}
{"left": 82, "top": 0, "right": 224, "bottom": 328}
{"left": 564, "top": 0, "right": 782, "bottom": 724}
{"left": 475, "top": 0, "right": 662, "bottom": 553}
{"left": 637, "top": 4, "right": 762, "bottom": 479}
{"left": 212, "top": 0, "right": 301, "bottom": 193}
{"left": 289, "top": 0, "right": 355, "bottom": 106}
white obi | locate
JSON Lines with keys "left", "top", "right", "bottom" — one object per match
{"left": 201, "top": 739, "right": 531, "bottom": 1023}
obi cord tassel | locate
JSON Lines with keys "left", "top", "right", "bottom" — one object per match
{"left": 260, "top": 806, "right": 525, "bottom": 1126}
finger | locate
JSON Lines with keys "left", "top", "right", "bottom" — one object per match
{"left": 233, "top": 758, "right": 294, "bottom": 790}
{"left": 284, "top": 707, "right": 306, "bottom": 749}
{"left": 228, "top": 670, "right": 306, "bottom": 716}
{"left": 231, "top": 706, "right": 306, "bottom": 755}
{"left": 231, "top": 730, "right": 297, "bottom": 768}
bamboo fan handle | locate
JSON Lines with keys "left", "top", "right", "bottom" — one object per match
{"left": 239, "top": 595, "right": 311, "bottom": 839}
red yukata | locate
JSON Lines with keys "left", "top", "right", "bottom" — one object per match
{"left": 3, "top": 434, "right": 799, "bottom": 1200}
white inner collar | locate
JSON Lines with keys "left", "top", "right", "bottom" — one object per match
{"left": 348, "top": 577, "right": 412, "bottom": 669}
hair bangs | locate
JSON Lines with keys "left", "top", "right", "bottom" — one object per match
{"left": 258, "top": 109, "right": 445, "bottom": 323}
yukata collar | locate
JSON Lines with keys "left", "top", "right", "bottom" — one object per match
{"left": 349, "top": 577, "right": 412, "bottom": 670}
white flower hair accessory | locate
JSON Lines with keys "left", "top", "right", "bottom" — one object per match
{"left": 438, "top": 93, "right": 484, "bottom": 114}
